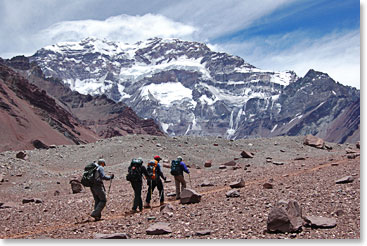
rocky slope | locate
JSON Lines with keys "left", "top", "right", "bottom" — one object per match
{"left": 28, "top": 37, "right": 359, "bottom": 143}
{"left": 0, "top": 60, "right": 98, "bottom": 152}
{"left": 0, "top": 135, "right": 360, "bottom": 239}
{"left": 1, "top": 57, "right": 164, "bottom": 152}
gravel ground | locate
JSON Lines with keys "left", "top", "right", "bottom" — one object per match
{"left": 0, "top": 135, "right": 360, "bottom": 239}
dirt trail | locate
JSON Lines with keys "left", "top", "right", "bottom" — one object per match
{"left": 4, "top": 156, "right": 354, "bottom": 239}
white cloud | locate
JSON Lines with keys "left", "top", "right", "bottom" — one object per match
{"left": 219, "top": 30, "right": 360, "bottom": 89}
{"left": 33, "top": 14, "right": 197, "bottom": 47}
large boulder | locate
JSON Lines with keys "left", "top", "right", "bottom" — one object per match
{"left": 180, "top": 188, "right": 202, "bottom": 204}
{"left": 146, "top": 222, "right": 172, "bottom": 235}
{"left": 303, "top": 135, "right": 325, "bottom": 149}
{"left": 267, "top": 200, "right": 303, "bottom": 233}
{"left": 70, "top": 180, "right": 83, "bottom": 194}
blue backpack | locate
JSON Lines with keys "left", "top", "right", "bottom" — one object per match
{"left": 170, "top": 159, "right": 181, "bottom": 176}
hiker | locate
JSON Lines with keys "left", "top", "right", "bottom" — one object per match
{"left": 170, "top": 156, "right": 190, "bottom": 200}
{"left": 145, "top": 155, "right": 167, "bottom": 208}
{"left": 126, "top": 157, "right": 150, "bottom": 212}
{"left": 90, "top": 159, "right": 114, "bottom": 221}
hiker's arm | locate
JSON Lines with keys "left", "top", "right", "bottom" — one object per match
{"left": 157, "top": 165, "right": 166, "bottom": 180}
{"left": 181, "top": 162, "right": 190, "bottom": 174}
{"left": 142, "top": 166, "right": 150, "bottom": 179}
{"left": 98, "top": 167, "right": 112, "bottom": 180}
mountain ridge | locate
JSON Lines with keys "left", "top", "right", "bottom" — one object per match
{"left": 20, "top": 37, "right": 360, "bottom": 143}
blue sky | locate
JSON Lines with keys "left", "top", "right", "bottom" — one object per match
{"left": 0, "top": 0, "right": 361, "bottom": 88}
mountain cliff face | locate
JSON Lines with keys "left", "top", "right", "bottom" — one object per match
{"left": 5, "top": 56, "right": 164, "bottom": 140}
{"left": 0, "top": 61, "right": 99, "bottom": 152}
{"left": 29, "top": 37, "right": 359, "bottom": 143}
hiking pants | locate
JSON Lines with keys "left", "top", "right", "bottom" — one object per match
{"left": 146, "top": 179, "right": 164, "bottom": 204}
{"left": 131, "top": 181, "right": 143, "bottom": 211}
{"left": 90, "top": 184, "right": 107, "bottom": 218}
{"left": 174, "top": 175, "right": 186, "bottom": 199}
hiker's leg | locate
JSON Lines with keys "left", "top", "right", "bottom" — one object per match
{"left": 157, "top": 180, "right": 164, "bottom": 202}
{"left": 174, "top": 176, "right": 180, "bottom": 199}
{"left": 181, "top": 176, "right": 187, "bottom": 189}
{"left": 137, "top": 182, "right": 143, "bottom": 211}
{"left": 91, "top": 185, "right": 106, "bottom": 217}
{"left": 90, "top": 187, "right": 99, "bottom": 210}
{"left": 146, "top": 182, "right": 152, "bottom": 204}
{"left": 132, "top": 182, "right": 138, "bottom": 210}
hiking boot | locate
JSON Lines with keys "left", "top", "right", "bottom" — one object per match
{"left": 160, "top": 201, "right": 165, "bottom": 206}
{"left": 90, "top": 212, "right": 101, "bottom": 221}
{"left": 131, "top": 209, "right": 138, "bottom": 213}
{"left": 144, "top": 203, "right": 151, "bottom": 208}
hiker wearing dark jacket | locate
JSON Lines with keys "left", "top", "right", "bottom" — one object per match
{"left": 127, "top": 157, "right": 150, "bottom": 212}
{"left": 145, "top": 155, "right": 167, "bottom": 207}
{"left": 172, "top": 156, "right": 190, "bottom": 200}
{"left": 90, "top": 159, "right": 114, "bottom": 221}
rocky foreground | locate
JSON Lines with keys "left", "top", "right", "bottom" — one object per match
{"left": 0, "top": 135, "right": 360, "bottom": 239}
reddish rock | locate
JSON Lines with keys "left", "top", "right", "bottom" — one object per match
{"left": 180, "top": 188, "right": 202, "bottom": 204}
{"left": 303, "top": 215, "right": 337, "bottom": 228}
{"left": 219, "top": 165, "right": 226, "bottom": 169}
{"left": 204, "top": 160, "right": 212, "bottom": 167}
{"left": 240, "top": 150, "right": 254, "bottom": 158}
{"left": 146, "top": 222, "right": 172, "bottom": 235}
{"left": 303, "top": 135, "right": 325, "bottom": 149}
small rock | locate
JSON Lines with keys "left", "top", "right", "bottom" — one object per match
{"left": 201, "top": 180, "right": 214, "bottom": 187}
{"left": 22, "top": 198, "right": 35, "bottom": 204}
{"left": 146, "top": 222, "right": 172, "bottom": 235}
{"left": 335, "top": 176, "right": 354, "bottom": 184}
{"left": 226, "top": 189, "right": 240, "bottom": 198}
{"left": 219, "top": 165, "right": 226, "bottom": 169}
{"left": 240, "top": 150, "right": 254, "bottom": 158}
{"left": 16, "top": 151, "right": 27, "bottom": 159}
{"left": 94, "top": 233, "right": 129, "bottom": 239}
{"left": 273, "top": 161, "right": 284, "bottom": 166}
{"left": 303, "top": 215, "right": 337, "bottom": 228}
{"left": 195, "top": 230, "right": 211, "bottom": 236}
{"left": 222, "top": 160, "right": 236, "bottom": 167}
{"left": 204, "top": 160, "right": 212, "bottom": 168}
{"left": 356, "top": 141, "right": 360, "bottom": 149}
{"left": 229, "top": 179, "right": 245, "bottom": 188}
{"left": 263, "top": 183, "right": 273, "bottom": 189}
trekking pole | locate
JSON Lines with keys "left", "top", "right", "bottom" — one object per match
{"left": 188, "top": 173, "right": 192, "bottom": 188}
{"left": 108, "top": 178, "right": 112, "bottom": 195}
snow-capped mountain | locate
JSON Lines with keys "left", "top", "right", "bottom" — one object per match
{"left": 29, "top": 37, "right": 359, "bottom": 143}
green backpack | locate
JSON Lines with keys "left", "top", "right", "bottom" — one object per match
{"left": 81, "top": 163, "right": 98, "bottom": 187}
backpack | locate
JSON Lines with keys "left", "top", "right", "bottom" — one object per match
{"left": 170, "top": 159, "right": 181, "bottom": 176}
{"left": 81, "top": 163, "right": 98, "bottom": 187}
{"left": 126, "top": 159, "right": 143, "bottom": 182}
{"left": 147, "top": 160, "right": 158, "bottom": 180}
